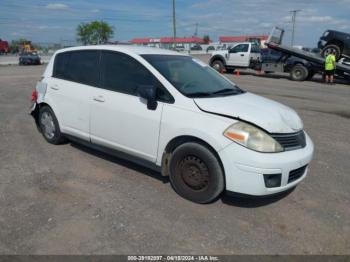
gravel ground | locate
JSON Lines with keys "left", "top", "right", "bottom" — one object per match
{"left": 0, "top": 64, "right": 349, "bottom": 255}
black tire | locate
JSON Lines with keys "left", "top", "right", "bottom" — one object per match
{"left": 290, "top": 64, "right": 308, "bottom": 81}
{"left": 168, "top": 142, "right": 224, "bottom": 204}
{"left": 38, "top": 106, "right": 66, "bottom": 144}
{"left": 211, "top": 60, "right": 225, "bottom": 73}
{"left": 321, "top": 44, "right": 341, "bottom": 60}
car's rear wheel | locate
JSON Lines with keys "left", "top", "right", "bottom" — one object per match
{"left": 168, "top": 142, "right": 224, "bottom": 204}
{"left": 290, "top": 64, "right": 308, "bottom": 81}
{"left": 321, "top": 44, "right": 341, "bottom": 60}
{"left": 211, "top": 60, "right": 225, "bottom": 73}
{"left": 39, "top": 106, "right": 66, "bottom": 144}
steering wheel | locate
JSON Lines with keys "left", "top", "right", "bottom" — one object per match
{"left": 182, "top": 80, "right": 200, "bottom": 90}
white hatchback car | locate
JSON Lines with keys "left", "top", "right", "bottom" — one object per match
{"left": 31, "top": 45, "right": 314, "bottom": 203}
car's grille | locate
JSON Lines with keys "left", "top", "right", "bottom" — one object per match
{"left": 288, "top": 165, "right": 308, "bottom": 183}
{"left": 271, "top": 131, "right": 306, "bottom": 151}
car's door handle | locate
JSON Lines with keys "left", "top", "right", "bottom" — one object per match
{"left": 240, "top": 54, "right": 244, "bottom": 56}
{"left": 93, "top": 96, "right": 105, "bottom": 102}
{"left": 50, "top": 85, "right": 59, "bottom": 90}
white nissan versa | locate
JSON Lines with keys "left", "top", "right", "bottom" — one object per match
{"left": 30, "top": 45, "right": 314, "bottom": 203}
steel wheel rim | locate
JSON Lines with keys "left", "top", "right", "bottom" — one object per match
{"left": 324, "top": 47, "right": 337, "bottom": 57}
{"left": 213, "top": 63, "right": 220, "bottom": 71}
{"left": 41, "top": 112, "right": 55, "bottom": 139}
{"left": 178, "top": 155, "right": 209, "bottom": 191}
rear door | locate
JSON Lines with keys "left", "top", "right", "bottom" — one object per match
{"left": 49, "top": 50, "right": 99, "bottom": 140}
{"left": 90, "top": 51, "right": 166, "bottom": 162}
{"left": 227, "top": 44, "right": 250, "bottom": 67}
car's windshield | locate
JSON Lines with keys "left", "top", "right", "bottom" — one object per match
{"left": 142, "top": 55, "right": 244, "bottom": 98}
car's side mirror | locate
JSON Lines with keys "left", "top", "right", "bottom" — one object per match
{"left": 137, "top": 85, "right": 158, "bottom": 110}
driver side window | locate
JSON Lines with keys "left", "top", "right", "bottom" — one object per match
{"left": 229, "top": 44, "right": 249, "bottom": 53}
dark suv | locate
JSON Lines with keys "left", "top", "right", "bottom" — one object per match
{"left": 318, "top": 30, "right": 350, "bottom": 60}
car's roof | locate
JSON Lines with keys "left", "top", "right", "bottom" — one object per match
{"left": 56, "top": 45, "right": 189, "bottom": 56}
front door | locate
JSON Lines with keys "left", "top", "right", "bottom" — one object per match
{"left": 228, "top": 43, "right": 250, "bottom": 67}
{"left": 90, "top": 51, "right": 163, "bottom": 162}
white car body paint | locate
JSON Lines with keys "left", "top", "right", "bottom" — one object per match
{"left": 33, "top": 45, "right": 314, "bottom": 196}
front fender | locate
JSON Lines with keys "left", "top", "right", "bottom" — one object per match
{"left": 209, "top": 55, "right": 227, "bottom": 66}
{"left": 156, "top": 104, "right": 234, "bottom": 166}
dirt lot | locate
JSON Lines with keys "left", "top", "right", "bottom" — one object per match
{"left": 0, "top": 65, "right": 349, "bottom": 255}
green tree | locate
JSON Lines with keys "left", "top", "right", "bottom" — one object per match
{"left": 77, "top": 20, "right": 114, "bottom": 45}
{"left": 203, "top": 35, "right": 210, "bottom": 44}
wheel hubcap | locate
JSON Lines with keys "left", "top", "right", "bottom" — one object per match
{"left": 41, "top": 112, "right": 55, "bottom": 139}
{"left": 179, "top": 155, "right": 209, "bottom": 191}
{"left": 213, "top": 63, "right": 220, "bottom": 71}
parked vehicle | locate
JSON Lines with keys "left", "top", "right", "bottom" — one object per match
{"left": 190, "top": 44, "right": 202, "bottom": 51}
{"left": 318, "top": 30, "right": 350, "bottom": 60}
{"left": 206, "top": 46, "right": 215, "bottom": 53}
{"left": 31, "top": 46, "right": 314, "bottom": 203}
{"left": 209, "top": 42, "right": 261, "bottom": 72}
{"left": 260, "top": 48, "right": 322, "bottom": 81}
{"left": 0, "top": 39, "right": 9, "bottom": 54}
{"left": 19, "top": 52, "right": 41, "bottom": 65}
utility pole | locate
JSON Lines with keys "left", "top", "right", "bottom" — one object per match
{"left": 172, "top": 0, "right": 176, "bottom": 49}
{"left": 290, "top": 9, "right": 301, "bottom": 46}
{"left": 194, "top": 23, "right": 198, "bottom": 37}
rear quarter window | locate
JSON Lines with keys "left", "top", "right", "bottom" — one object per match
{"left": 53, "top": 50, "right": 99, "bottom": 87}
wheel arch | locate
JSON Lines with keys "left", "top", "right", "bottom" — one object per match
{"left": 160, "top": 135, "right": 226, "bottom": 182}
{"left": 34, "top": 102, "right": 63, "bottom": 132}
{"left": 209, "top": 55, "right": 226, "bottom": 67}
{"left": 326, "top": 40, "right": 344, "bottom": 51}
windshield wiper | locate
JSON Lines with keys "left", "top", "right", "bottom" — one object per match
{"left": 187, "top": 88, "right": 243, "bottom": 98}
{"left": 186, "top": 92, "right": 214, "bottom": 98}
{"left": 211, "top": 88, "right": 242, "bottom": 95}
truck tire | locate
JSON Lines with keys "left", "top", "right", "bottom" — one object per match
{"left": 290, "top": 64, "right": 308, "bottom": 81}
{"left": 211, "top": 60, "right": 225, "bottom": 73}
{"left": 321, "top": 44, "right": 341, "bottom": 60}
{"left": 168, "top": 142, "right": 225, "bottom": 204}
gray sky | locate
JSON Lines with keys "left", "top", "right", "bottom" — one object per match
{"left": 1, "top": 0, "right": 349, "bottom": 46}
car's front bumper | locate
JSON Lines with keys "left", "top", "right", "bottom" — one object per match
{"left": 218, "top": 132, "right": 314, "bottom": 196}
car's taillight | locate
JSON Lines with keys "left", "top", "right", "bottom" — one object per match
{"left": 31, "top": 89, "right": 38, "bottom": 102}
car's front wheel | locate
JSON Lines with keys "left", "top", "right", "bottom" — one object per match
{"left": 211, "top": 60, "right": 225, "bottom": 73}
{"left": 168, "top": 142, "right": 225, "bottom": 204}
{"left": 39, "top": 106, "right": 66, "bottom": 144}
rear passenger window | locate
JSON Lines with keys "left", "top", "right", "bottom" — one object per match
{"left": 100, "top": 51, "right": 159, "bottom": 96}
{"left": 53, "top": 52, "right": 69, "bottom": 79}
{"left": 53, "top": 50, "right": 99, "bottom": 87}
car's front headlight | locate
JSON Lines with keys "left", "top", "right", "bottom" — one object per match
{"left": 223, "top": 121, "right": 283, "bottom": 153}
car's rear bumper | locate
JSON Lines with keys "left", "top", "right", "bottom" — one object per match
{"left": 218, "top": 132, "right": 314, "bottom": 196}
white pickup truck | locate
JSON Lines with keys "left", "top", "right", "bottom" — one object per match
{"left": 209, "top": 42, "right": 261, "bottom": 72}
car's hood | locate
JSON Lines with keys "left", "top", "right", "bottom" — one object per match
{"left": 194, "top": 92, "right": 303, "bottom": 133}
{"left": 211, "top": 50, "right": 228, "bottom": 57}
